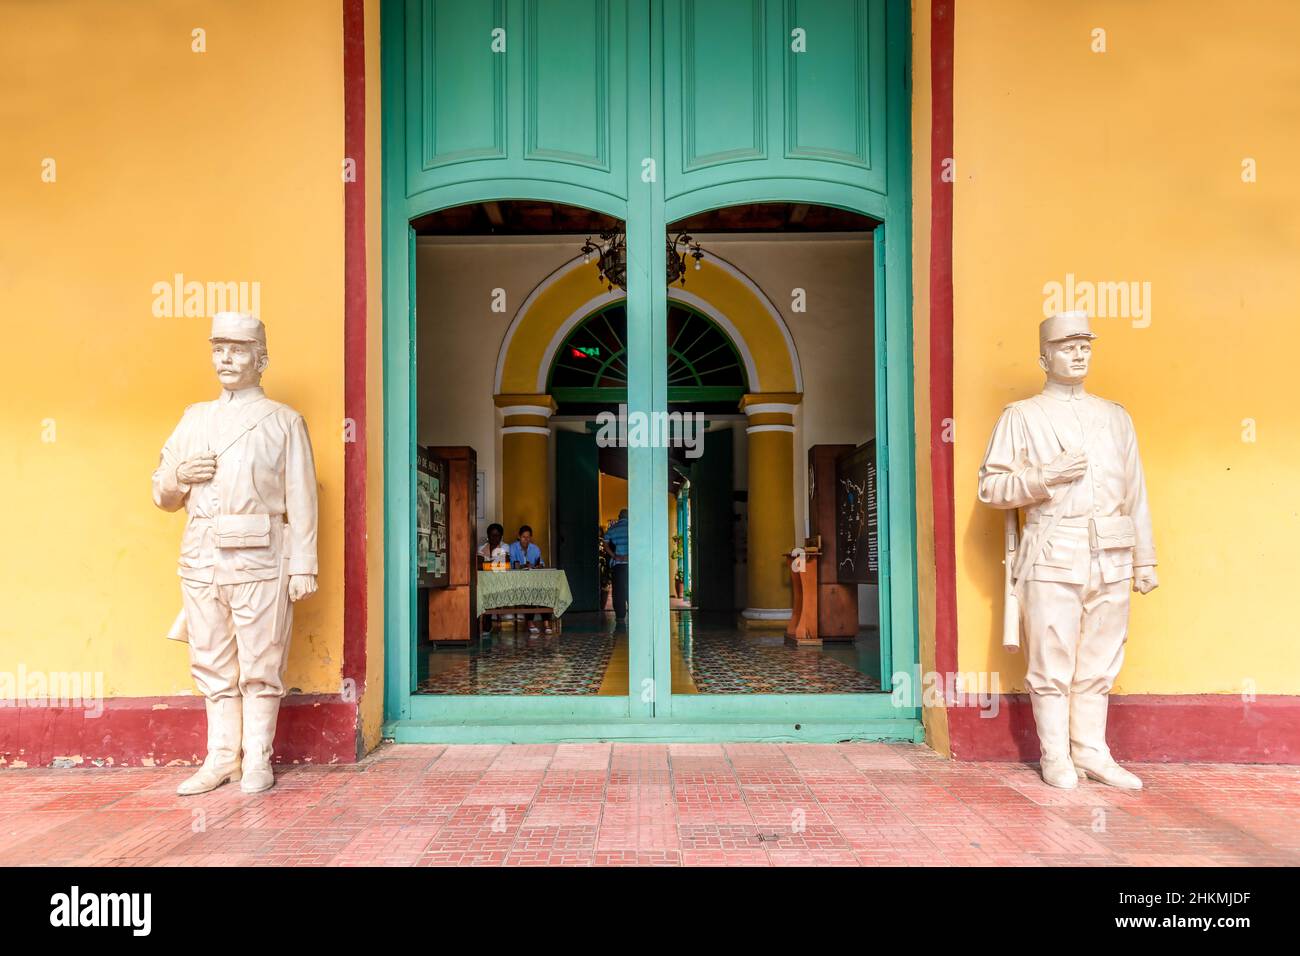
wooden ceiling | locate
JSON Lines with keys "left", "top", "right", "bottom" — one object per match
{"left": 411, "top": 200, "right": 875, "bottom": 236}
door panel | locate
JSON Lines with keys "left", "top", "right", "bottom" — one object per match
{"left": 404, "top": 0, "right": 628, "bottom": 205}
{"left": 689, "top": 427, "right": 734, "bottom": 611}
{"left": 663, "top": 0, "right": 886, "bottom": 203}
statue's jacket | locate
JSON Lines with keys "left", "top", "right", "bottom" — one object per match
{"left": 977, "top": 383, "right": 1156, "bottom": 586}
{"left": 152, "top": 387, "right": 318, "bottom": 585}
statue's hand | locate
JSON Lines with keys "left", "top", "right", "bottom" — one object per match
{"left": 176, "top": 453, "right": 217, "bottom": 486}
{"left": 1133, "top": 567, "right": 1158, "bottom": 594}
{"left": 1042, "top": 450, "right": 1088, "bottom": 486}
{"left": 288, "top": 574, "right": 318, "bottom": 602}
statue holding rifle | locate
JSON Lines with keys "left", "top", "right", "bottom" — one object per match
{"left": 978, "top": 312, "right": 1157, "bottom": 790}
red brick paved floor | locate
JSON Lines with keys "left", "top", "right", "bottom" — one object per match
{"left": 1, "top": 743, "right": 1296, "bottom": 866}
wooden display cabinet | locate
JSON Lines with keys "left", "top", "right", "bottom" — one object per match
{"left": 808, "top": 444, "right": 859, "bottom": 640}
{"left": 422, "top": 446, "right": 479, "bottom": 646}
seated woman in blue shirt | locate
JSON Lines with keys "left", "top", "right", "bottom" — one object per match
{"left": 509, "top": 525, "right": 552, "bottom": 633}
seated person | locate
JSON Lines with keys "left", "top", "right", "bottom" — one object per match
{"left": 477, "top": 523, "right": 509, "bottom": 633}
{"left": 509, "top": 525, "right": 552, "bottom": 634}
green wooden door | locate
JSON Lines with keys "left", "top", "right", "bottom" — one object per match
{"left": 689, "top": 427, "right": 734, "bottom": 612}
{"left": 555, "top": 430, "right": 601, "bottom": 612}
{"left": 382, "top": 0, "right": 919, "bottom": 739}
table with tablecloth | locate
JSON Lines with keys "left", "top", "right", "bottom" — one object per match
{"left": 476, "top": 568, "right": 573, "bottom": 618}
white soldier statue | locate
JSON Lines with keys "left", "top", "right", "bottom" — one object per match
{"left": 978, "top": 312, "right": 1157, "bottom": 790}
{"left": 152, "top": 312, "right": 318, "bottom": 795}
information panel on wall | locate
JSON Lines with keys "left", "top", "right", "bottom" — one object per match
{"left": 834, "top": 440, "right": 878, "bottom": 585}
{"left": 417, "top": 446, "right": 449, "bottom": 587}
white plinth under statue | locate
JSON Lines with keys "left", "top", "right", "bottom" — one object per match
{"left": 152, "top": 312, "right": 319, "bottom": 795}
{"left": 977, "top": 312, "right": 1157, "bottom": 790}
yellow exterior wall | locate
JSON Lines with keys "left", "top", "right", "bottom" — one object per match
{"left": 0, "top": 1, "right": 347, "bottom": 698}
{"left": 953, "top": 0, "right": 1300, "bottom": 695}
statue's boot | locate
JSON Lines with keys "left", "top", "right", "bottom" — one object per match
{"left": 240, "top": 695, "right": 282, "bottom": 794}
{"left": 1070, "top": 693, "right": 1142, "bottom": 790}
{"left": 177, "top": 697, "right": 243, "bottom": 795}
{"left": 1030, "top": 693, "right": 1078, "bottom": 789}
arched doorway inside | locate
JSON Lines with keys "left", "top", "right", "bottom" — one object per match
{"left": 546, "top": 300, "right": 749, "bottom": 622}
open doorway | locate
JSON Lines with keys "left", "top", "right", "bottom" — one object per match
{"left": 411, "top": 200, "right": 632, "bottom": 696}
{"left": 655, "top": 203, "right": 884, "bottom": 695}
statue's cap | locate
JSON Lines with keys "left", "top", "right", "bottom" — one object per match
{"left": 209, "top": 312, "right": 266, "bottom": 347}
{"left": 1039, "top": 311, "right": 1096, "bottom": 347}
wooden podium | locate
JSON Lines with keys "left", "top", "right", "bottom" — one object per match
{"left": 786, "top": 549, "right": 821, "bottom": 646}
{"left": 808, "top": 444, "right": 859, "bottom": 639}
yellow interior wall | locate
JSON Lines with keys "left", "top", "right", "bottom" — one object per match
{"left": 499, "top": 262, "right": 611, "bottom": 393}
{"left": 0, "top": 1, "right": 346, "bottom": 697}
{"left": 499, "top": 257, "right": 797, "bottom": 394}
{"left": 953, "top": 0, "right": 1300, "bottom": 695}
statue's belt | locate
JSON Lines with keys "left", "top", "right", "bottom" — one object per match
{"left": 1024, "top": 515, "right": 1090, "bottom": 528}
{"left": 187, "top": 513, "right": 285, "bottom": 550}
{"left": 1014, "top": 513, "right": 1136, "bottom": 589}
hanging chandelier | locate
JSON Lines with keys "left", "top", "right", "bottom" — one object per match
{"left": 580, "top": 231, "right": 704, "bottom": 291}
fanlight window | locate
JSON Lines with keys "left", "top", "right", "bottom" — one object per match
{"left": 547, "top": 303, "right": 748, "bottom": 405}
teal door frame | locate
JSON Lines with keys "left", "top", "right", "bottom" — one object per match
{"left": 381, "top": 0, "right": 920, "bottom": 743}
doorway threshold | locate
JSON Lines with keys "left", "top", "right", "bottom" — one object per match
{"left": 383, "top": 716, "right": 925, "bottom": 745}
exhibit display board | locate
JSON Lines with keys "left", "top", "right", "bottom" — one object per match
{"left": 835, "top": 441, "right": 878, "bottom": 585}
{"left": 417, "top": 447, "right": 449, "bottom": 587}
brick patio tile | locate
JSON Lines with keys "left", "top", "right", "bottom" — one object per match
{"left": 677, "top": 823, "right": 763, "bottom": 850}
{"left": 768, "top": 848, "right": 860, "bottom": 866}
{"left": 998, "top": 823, "right": 1116, "bottom": 858}
{"left": 329, "top": 823, "right": 440, "bottom": 866}
{"left": 594, "top": 849, "right": 681, "bottom": 866}
{"left": 522, "top": 801, "right": 602, "bottom": 827}
{"left": 488, "top": 745, "right": 556, "bottom": 772}
{"left": 837, "top": 742, "right": 921, "bottom": 768}
{"left": 608, "top": 770, "right": 672, "bottom": 787}
{"left": 757, "top": 823, "right": 850, "bottom": 851}
{"left": 674, "top": 803, "right": 753, "bottom": 825}
{"left": 852, "top": 847, "right": 921, "bottom": 866}
{"left": 443, "top": 803, "right": 528, "bottom": 828}
{"left": 745, "top": 800, "right": 832, "bottom": 828}
{"left": 721, "top": 744, "right": 792, "bottom": 766}
{"left": 734, "top": 768, "right": 805, "bottom": 786}
{"left": 416, "top": 849, "right": 509, "bottom": 866}
{"left": 29, "top": 790, "right": 130, "bottom": 812}
{"left": 429, "top": 745, "right": 504, "bottom": 771}
{"left": 681, "top": 848, "right": 769, "bottom": 866}
{"left": 1, "top": 745, "right": 1296, "bottom": 867}
{"left": 549, "top": 743, "right": 613, "bottom": 771}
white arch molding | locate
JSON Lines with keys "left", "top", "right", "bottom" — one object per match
{"left": 492, "top": 251, "right": 805, "bottom": 396}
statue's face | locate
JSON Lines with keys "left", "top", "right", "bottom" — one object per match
{"left": 211, "top": 339, "right": 265, "bottom": 391}
{"left": 1039, "top": 336, "right": 1092, "bottom": 384}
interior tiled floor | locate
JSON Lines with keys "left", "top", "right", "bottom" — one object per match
{"left": 1, "top": 743, "right": 1295, "bottom": 867}
{"left": 418, "top": 611, "right": 878, "bottom": 695}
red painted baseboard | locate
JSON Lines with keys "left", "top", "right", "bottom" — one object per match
{"left": 0, "top": 695, "right": 359, "bottom": 768}
{"left": 947, "top": 694, "right": 1300, "bottom": 764}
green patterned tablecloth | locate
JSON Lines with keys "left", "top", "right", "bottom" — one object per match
{"left": 477, "top": 569, "right": 573, "bottom": 618}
